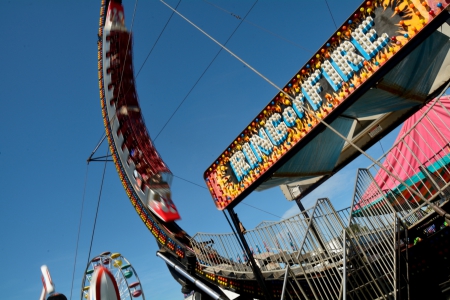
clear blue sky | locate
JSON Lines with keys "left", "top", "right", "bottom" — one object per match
{"left": 0, "top": 1, "right": 402, "bottom": 299}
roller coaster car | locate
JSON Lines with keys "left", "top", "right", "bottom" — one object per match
{"left": 146, "top": 182, "right": 181, "bottom": 222}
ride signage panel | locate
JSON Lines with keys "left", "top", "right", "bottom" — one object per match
{"left": 204, "top": 0, "right": 449, "bottom": 210}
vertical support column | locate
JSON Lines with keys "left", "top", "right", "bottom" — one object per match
{"left": 280, "top": 265, "right": 290, "bottom": 300}
{"left": 226, "top": 208, "right": 273, "bottom": 300}
{"left": 181, "top": 252, "right": 197, "bottom": 294}
{"left": 394, "top": 218, "right": 398, "bottom": 300}
{"left": 294, "top": 196, "right": 307, "bottom": 212}
{"left": 343, "top": 229, "right": 347, "bottom": 300}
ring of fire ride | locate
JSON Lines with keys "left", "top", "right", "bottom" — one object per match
{"left": 97, "top": 0, "right": 450, "bottom": 299}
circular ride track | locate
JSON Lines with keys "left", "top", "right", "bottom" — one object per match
{"left": 97, "top": 0, "right": 239, "bottom": 297}
{"left": 97, "top": 1, "right": 450, "bottom": 299}
{"left": 96, "top": 1, "right": 290, "bottom": 298}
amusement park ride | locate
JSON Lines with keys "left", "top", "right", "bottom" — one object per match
{"left": 40, "top": 253, "right": 145, "bottom": 300}
{"left": 40, "top": 0, "right": 450, "bottom": 299}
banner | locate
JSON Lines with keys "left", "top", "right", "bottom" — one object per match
{"left": 204, "top": 0, "right": 450, "bottom": 210}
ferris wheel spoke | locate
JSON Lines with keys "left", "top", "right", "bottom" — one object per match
{"left": 80, "top": 252, "right": 145, "bottom": 300}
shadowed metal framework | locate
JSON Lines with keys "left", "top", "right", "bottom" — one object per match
{"left": 189, "top": 96, "right": 450, "bottom": 299}
{"left": 192, "top": 198, "right": 399, "bottom": 300}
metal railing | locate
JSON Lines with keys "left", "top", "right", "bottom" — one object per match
{"left": 191, "top": 205, "right": 318, "bottom": 278}
{"left": 360, "top": 96, "right": 450, "bottom": 228}
{"left": 191, "top": 198, "right": 398, "bottom": 299}
{"left": 189, "top": 97, "right": 450, "bottom": 298}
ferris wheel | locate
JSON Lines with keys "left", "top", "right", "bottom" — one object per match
{"left": 81, "top": 252, "right": 145, "bottom": 300}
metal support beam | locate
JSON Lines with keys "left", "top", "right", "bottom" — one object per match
{"left": 338, "top": 114, "right": 359, "bottom": 121}
{"left": 156, "top": 251, "right": 228, "bottom": 300}
{"left": 343, "top": 229, "right": 347, "bottom": 300}
{"left": 87, "top": 134, "right": 108, "bottom": 164}
{"left": 280, "top": 265, "right": 290, "bottom": 300}
{"left": 181, "top": 252, "right": 197, "bottom": 294}
{"left": 226, "top": 208, "right": 273, "bottom": 300}
{"left": 338, "top": 228, "right": 348, "bottom": 300}
{"left": 88, "top": 154, "right": 113, "bottom": 163}
{"left": 295, "top": 196, "right": 327, "bottom": 251}
{"left": 304, "top": 80, "right": 450, "bottom": 224}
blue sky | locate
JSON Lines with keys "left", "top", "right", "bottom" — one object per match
{"left": 0, "top": 1, "right": 403, "bottom": 299}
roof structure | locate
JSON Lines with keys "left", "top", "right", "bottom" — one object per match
{"left": 373, "top": 96, "right": 450, "bottom": 192}
{"left": 278, "top": 24, "right": 450, "bottom": 203}
{"left": 353, "top": 95, "right": 450, "bottom": 214}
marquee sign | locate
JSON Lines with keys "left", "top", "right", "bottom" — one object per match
{"left": 204, "top": 0, "right": 449, "bottom": 210}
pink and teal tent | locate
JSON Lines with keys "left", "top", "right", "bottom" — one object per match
{"left": 354, "top": 96, "right": 450, "bottom": 214}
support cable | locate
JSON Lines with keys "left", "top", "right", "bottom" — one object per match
{"left": 222, "top": 211, "right": 246, "bottom": 253}
{"left": 174, "top": 174, "right": 282, "bottom": 218}
{"left": 378, "top": 140, "right": 386, "bottom": 155}
{"left": 69, "top": 165, "right": 90, "bottom": 300}
{"left": 173, "top": 174, "right": 208, "bottom": 189}
{"left": 240, "top": 202, "right": 282, "bottom": 219}
{"left": 324, "top": 0, "right": 338, "bottom": 29}
{"left": 154, "top": 0, "right": 259, "bottom": 141}
{"left": 88, "top": 154, "right": 113, "bottom": 163}
{"left": 159, "top": 0, "right": 285, "bottom": 106}
{"left": 161, "top": 0, "right": 450, "bottom": 220}
{"left": 87, "top": 133, "right": 109, "bottom": 163}
{"left": 86, "top": 147, "right": 110, "bottom": 264}
{"left": 202, "top": 0, "right": 313, "bottom": 54}
{"left": 89, "top": 153, "right": 279, "bottom": 222}
{"left": 85, "top": 6, "right": 138, "bottom": 273}
{"left": 99, "top": 0, "right": 182, "bottom": 151}
{"left": 134, "top": 0, "right": 182, "bottom": 79}
{"left": 101, "top": 0, "right": 181, "bottom": 134}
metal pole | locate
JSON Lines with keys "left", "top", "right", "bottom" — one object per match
{"left": 392, "top": 218, "right": 397, "bottom": 300}
{"left": 328, "top": 196, "right": 389, "bottom": 299}
{"left": 226, "top": 208, "right": 273, "bottom": 300}
{"left": 86, "top": 134, "right": 107, "bottom": 163}
{"left": 280, "top": 265, "right": 290, "bottom": 300}
{"left": 343, "top": 228, "right": 347, "bottom": 300}
{"left": 227, "top": 208, "right": 272, "bottom": 300}
{"left": 156, "top": 252, "right": 228, "bottom": 300}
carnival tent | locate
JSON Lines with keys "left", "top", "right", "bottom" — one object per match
{"left": 354, "top": 96, "right": 450, "bottom": 214}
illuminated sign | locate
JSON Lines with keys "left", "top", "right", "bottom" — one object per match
{"left": 204, "top": 0, "right": 449, "bottom": 210}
